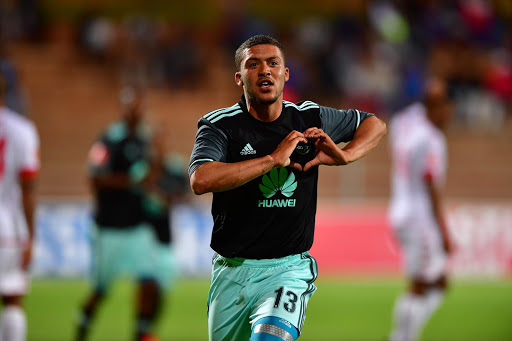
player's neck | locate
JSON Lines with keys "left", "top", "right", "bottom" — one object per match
{"left": 427, "top": 113, "right": 446, "bottom": 131}
{"left": 245, "top": 97, "right": 283, "bottom": 123}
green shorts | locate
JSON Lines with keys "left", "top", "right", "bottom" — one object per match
{"left": 207, "top": 252, "right": 318, "bottom": 340}
{"left": 91, "top": 223, "right": 157, "bottom": 290}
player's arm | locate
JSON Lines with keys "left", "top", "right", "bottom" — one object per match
{"left": 190, "top": 130, "right": 306, "bottom": 195}
{"left": 423, "top": 137, "right": 452, "bottom": 254}
{"left": 18, "top": 122, "right": 40, "bottom": 270}
{"left": 426, "top": 172, "right": 452, "bottom": 254}
{"left": 143, "top": 124, "right": 166, "bottom": 188}
{"left": 20, "top": 173, "right": 37, "bottom": 270}
{"left": 189, "top": 119, "right": 307, "bottom": 195}
{"left": 303, "top": 115, "right": 387, "bottom": 171}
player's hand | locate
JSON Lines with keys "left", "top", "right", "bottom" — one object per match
{"left": 21, "top": 242, "right": 33, "bottom": 270}
{"left": 303, "top": 128, "right": 349, "bottom": 171}
{"left": 270, "top": 130, "right": 308, "bottom": 171}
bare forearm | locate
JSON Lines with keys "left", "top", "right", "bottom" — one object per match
{"left": 21, "top": 179, "right": 37, "bottom": 242}
{"left": 341, "top": 115, "right": 387, "bottom": 164}
{"left": 190, "top": 156, "right": 277, "bottom": 195}
{"left": 427, "top": 180, "right": 452, "bottom": 250}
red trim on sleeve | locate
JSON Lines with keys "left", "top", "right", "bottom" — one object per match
{"left": 423, "top": 171, "right": 433, "bottom": 183}
{"left": 19, "top": 168, "right": 39, "bottom": 180}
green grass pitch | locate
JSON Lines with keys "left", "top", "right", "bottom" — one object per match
{"left": 18, "top": 277, "right": 512, "bottom": 340}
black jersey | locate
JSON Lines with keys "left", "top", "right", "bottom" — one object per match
{"left": 88, "top": 121, "right": 152, "bottom": 229}
{"left": 189, "top": 95, "right": 373, "bottom": 259}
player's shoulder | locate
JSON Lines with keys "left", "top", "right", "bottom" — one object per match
{"left": 1, "top": 107, "right": 34, "bottom": 127}
{"left": 103, "top": 121, "right": 127, "bottom": 141}
{"left": 391, "top": 103, "right": 425, "bottom": 130}
{"left": 200, "top": 102, "right": 243, "bottom": 126}
{"left": 392, "top": 102, "right": 424, "bottom": 121}
{"left": 101, "top": 121, "right": 152, "bottom": 144}
{"left": 1, "top": 107, "right": 37, "bottom": 135}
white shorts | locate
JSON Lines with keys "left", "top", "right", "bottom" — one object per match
{"left": 0, "top": 246, "right": 29, "bottom": 296}
{"left": 393, "top": 225, "right": 447, "bottom": 283}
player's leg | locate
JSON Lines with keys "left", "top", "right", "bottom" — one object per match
{"left": 409, "top": 275, "right": 448, "bottom": 339}
{"left": 250, "top": 253, "right": 318, "bottom": 340}
{"left": 250, "top": 316, "right": 298, "bottom": 341}
{"left": 131, "top": 224, "right": 167, "bottom": 341}
{"left": 389, "top": 227, "right": 422, "bottom": 341}
{"left": 75, "top": 227, "right": 117, "bottom": 341}
{"left": 208, "top": 254, "right": 253, "bottom": 341}
{"left": 0, "top": 295, "right": 26, "bottom": 341}
{"left": 75, "top": 287, "right": 106, "bottom": 341}
{"left": 135, "top": 277, "right": 161, "bottom": 341}
{"left": 389, "top": 228, "right": 448, "bottom": 341}
{"left": 390, "top": 276, "right": 447, "bottom": 341}
{"left": 0, "top": 244, "right": 29, "bottom": 341}
{"left": 390, "top": 279, "right": 430, "bottom": 341}
{"left": 136, "top": 242, "right": 176, "bottom": 341}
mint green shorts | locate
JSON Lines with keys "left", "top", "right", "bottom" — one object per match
{"left": 207, "top": 252, "right": 318, "bottom": 340}
{"left": 91, "top": 224, "right": 157, "bottom": 290}
{"left": 153, "top": 243, "right": 176, "bottom": 290}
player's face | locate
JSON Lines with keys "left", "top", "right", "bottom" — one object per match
{"left": 436, "top": 101, "right": 454, "bottom": 130}
{"left": 235, "top": 44, "right": 289, "bottom": 105}
{"left": 426, "top": 78, "right": 454, "bottom": 129}
{"left": 429, "top": 94, "right": 454, "bottom": 129}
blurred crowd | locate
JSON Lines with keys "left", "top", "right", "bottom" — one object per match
{"left": 1, "top": 0, "right": 512, "bottom": 129}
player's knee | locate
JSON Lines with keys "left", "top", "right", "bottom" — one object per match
{"left": 410, "top": 279, "right": 428, "bottom": 295}
{"left": 1, "top": 295, "right": 23, "bottom": 306}
{"left": 250, "top": 316, "right": 298, "bottom": 341}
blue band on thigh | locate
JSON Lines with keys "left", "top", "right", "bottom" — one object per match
{"left": 251, "top": 316, "right": 298, "bottom": 341}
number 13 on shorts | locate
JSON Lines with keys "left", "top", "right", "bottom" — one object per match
{"left": 274, "top": 287, "right": 298, "bottom": 313}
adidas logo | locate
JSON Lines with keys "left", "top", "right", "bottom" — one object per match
{"left": 240, "top": 143, "right": 256, "bottom": 155}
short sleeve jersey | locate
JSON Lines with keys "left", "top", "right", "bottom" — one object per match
{"left": 87, "top": 121, "right": 152, "bottom": 228}
{"left": 0, "top": 107, "right": 39, "bottom": 243}
{"left": 388, "top": 102, "right": 447, "bottom": 230}
{"left": 189, "top": 95, "right": 373, "bottom": 259}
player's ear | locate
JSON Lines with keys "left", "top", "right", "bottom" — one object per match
{"left": 235, "top": 72, "right": 243, "bottom": 87}
{"left": 284, "top": 67, "right": 289, "bottom": 82}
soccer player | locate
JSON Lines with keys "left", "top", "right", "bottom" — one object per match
{"left": 0, "top": 74, "right": 39, "bottom": 341}
{"left": 387, "top": 77, "right": 454, "bottom": 341}
{"left": 189, "top": 35, "right": 387, "bottom": 341}
{"left": 141, "top": 149, "right": 190, "bottom": 333}
{"left": 75, "top": 86, "right": 161, "bottom": 341}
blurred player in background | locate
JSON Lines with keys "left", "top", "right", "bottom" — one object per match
{"left": 189, "top": 35, "right": 386, "bottom": 340}
{"left": 75, "top": 86, "right": 162, "bottom": 341}
{"left": 0, "top": 42, "right": 29, "bottom": 116}
{"left": 140, "top": 131, "right": 190, "bottom": 336}
{"left": 387, "top": 77, "right": 454, "bottom": 341}
{"left": 0, "top": 73, "right": 39, "bottom": 341}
